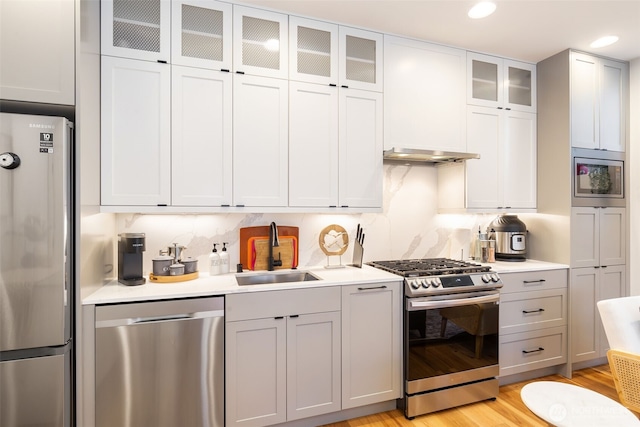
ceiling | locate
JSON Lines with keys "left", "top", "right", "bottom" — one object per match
{"left": 239, "top": 0, "right": 640, "bottom": 63}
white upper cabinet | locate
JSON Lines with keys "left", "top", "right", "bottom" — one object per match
{"left": 289, "top": 17, "right": 339, "bottom": 85}
{"left": 101, "top": 0, "right": 171, "bottom": 62}
{"left": 171, "top": 66, "right": 232, "bottom": 206}
{"left": 467, "top": 52, "right": 536, "bottom": 113}
{"left": 233, "top": 5, "right": 288, "bottom": 79}
{"left": 289, "top": 82, "right": 339, "bottom": 207}
{"left": 339, "top": 89, "right": 383, "bottom": 208}
{"left": 171, "top": 0, "right": 232, "bottom": 70}
{"left": 570, "top": 51, "right": 627, "bottom": 152}
{"left": 0, "top": 0, "right": 75, "bottom": 105}
{"left": 233, "top": 74, "right": 289, "bottom": 207}
{"left": 339, "top": 27, "right": 383, "bottom": 92}
{"left": 383, "top": 35, "right": 466, "bottom": 152}
{"left": 101, "top": 57, "right": 171, "bottom": 206}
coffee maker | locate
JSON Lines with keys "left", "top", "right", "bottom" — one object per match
{"left": 118, "top": 233, "right": 146, "bottom": 285}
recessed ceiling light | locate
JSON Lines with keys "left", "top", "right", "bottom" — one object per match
{"left": 468, "top": 2, "right": 497, "bottom": 19}
{"left": 590, "top": 35, "right": 619, "bottom": 48}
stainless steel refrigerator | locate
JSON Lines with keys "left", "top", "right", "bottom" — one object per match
{"left": 0, "top": 112, "right": 73, "bottom": 427}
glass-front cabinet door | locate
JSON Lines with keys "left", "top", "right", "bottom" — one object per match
{"left": 289, "top": 16, "right": 338, "bottom": 85}
{"left": 233, "top": 5, "right": 288, "bottom": 79}
{"left": 101, "top": 0, "right": 171, "bottom": 62}
{"left": 468, "top": 52, "right": 536, "bottom": 113}
{"left": 171, "top": 0, "right": 232, "bottom": 70}
{"left": 339, "top": 27, "right": 383, "bottom": 92}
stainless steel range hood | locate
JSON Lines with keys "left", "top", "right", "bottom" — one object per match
{"left": 383, "top": 147, "right": 480, "bottom": 163}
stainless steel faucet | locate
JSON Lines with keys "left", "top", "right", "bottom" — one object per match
{"left": 268, "top": 222, "right": 282, "bottom": 271}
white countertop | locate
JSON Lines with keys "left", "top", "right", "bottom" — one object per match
{"left": 83, "top": 259, "right": 569, "bottom": 306}
{"left": 82, "top": 264, "right": 402, "bottom": 305}
{"left": 483, "top": 259, "right": 569, "bottom": 273}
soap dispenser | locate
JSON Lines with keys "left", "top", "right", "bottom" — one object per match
{"left": 209, "top": 243, "right": 221, "bottom": 276}
{"left": 220, "top": 242, "right": 229, "bottom": 274}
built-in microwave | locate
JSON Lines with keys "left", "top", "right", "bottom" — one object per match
{"left": 572, "top": 148, "right": 625, "bottom": 207}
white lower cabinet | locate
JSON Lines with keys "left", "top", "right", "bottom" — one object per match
{"left": 225, "top": 288, "right": 341, "bottom": 427}
{"left": 341, "top": 282, "right": 401, "bottom": 408}
{"left": 570, "top": 265, "right": 625, "bottom": 364}
{"left": 225, "top": 281, "right": 402, "bottom": 426}
{"left": 498, "top": 269, "right": 568, "bottom": 377}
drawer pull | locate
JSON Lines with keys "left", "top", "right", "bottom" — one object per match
{"left": 523, "top": 279, "right": 546, "bottom": 284}
{"left": 357, "top": 285, "right": 387, "bottom": 291}
{"left": 522, "top": 347, "right": 544, "bottom": 354}
{"left": 522, "top": 308, "right": 545, "bottom": 314}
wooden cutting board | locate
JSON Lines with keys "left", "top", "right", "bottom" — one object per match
{"left": 240, "top": 226, "right": 299, "bottom": 270}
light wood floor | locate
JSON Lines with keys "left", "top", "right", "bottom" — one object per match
{"left": 322, "top": 364, "right": 640, "bottom": 426}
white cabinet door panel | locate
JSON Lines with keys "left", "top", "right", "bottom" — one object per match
{"left": 101, "top": 57, "right": 171, "bottom": 206}
{"left": 233, "top": 75, "right": 288, "bottom": 207}
{"left": 0, "top": 0, "right": 75, "bottom": 105}
{"left": 599, "top": 59, "right": 626, "bottom": 152}
{"left": 289, "top": 16, "right": 338, "bottom": 85}
{"left": 226, "top": 318, "right": 287, "bottom": 427}
{"left": 383, "top": 36, "right": 466, "bottom": 152}
{"left": 338, "top": 89, "right": 383, "bottom": 208}
{"left": 503, "top": 110, "right": 537, "bottom": 209}
{"left": 466, "top": 106, "right": 501, "bottom": 208}
{"left": 599, "top": 208, "right": 625, "bottom": 266}
{"left": 172, "top": 66, "right": 232, "bottom": 206}
{"left": 287, "top": 312, "right": 341, "bottom": 421}
{"left": 341, "top": 283, "right": 401, "bottom": 408}
{"left": 571, "top": 208, "right": 599, "bottom": 268}
{"left": 289, "top": 82, "right": 339, "bottom": 207}
{"left": 570, "top": 268, "right": 599, "bottom": 363}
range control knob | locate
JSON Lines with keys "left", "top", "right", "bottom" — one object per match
{"left": 431, "top": 278, "right": 442, "bottom": 288}
{"left": 421, "top": 279, "right": 430, "bottom": 289}
{"left": 491, "top": 273, "right": 501, "bottom": 282}
{"left": 481, "top": 274, "right": 491, "bottom": 283}
{"left": 410, "top": 280, "right": 420, "bottom": 290}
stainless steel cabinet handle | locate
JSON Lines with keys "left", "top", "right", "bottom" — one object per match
{"left": 522, "top": 347, "right": 544, "bottom": 354}
{"left": 523, "top": 279, "right": 546, "bottom": 284}
{"left": 522, "top": 308, "right": 545, "bottom": 314}
{"left": 357, "top": 285, "right": 387, "bottom": 291}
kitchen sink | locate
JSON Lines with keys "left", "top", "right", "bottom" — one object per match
{"left": 235, "top": 270, "right": 321, "bottom": 286}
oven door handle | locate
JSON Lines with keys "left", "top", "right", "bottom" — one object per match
{"left": 408, "top": 293, "right": 500, "bottom": 311}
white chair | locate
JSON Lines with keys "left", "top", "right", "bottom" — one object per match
{"left": 597, "top": 295, "right": 640, "bottom": 413}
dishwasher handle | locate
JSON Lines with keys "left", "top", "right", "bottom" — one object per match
{"left": 96, "top": 309, "right": 224, "bottom": 328}
{"left": 95, "top": 297, "right": 224, "bottom": 328}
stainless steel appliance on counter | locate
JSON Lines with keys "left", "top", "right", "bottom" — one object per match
{"left": 368, "top": 258, "right": 502, "bottom": 419}
{"left": 488, "top": 214, "right": 527, "bottom": 261}
{"left": 0, "top": 112, "right": 74, "bottom": 427}
{"left": 95, "top": 297, "right": 224, "bottom": 427}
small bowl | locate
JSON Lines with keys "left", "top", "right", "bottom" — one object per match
{"left": 169, "top": 263, "right": 185, "bottom": 276}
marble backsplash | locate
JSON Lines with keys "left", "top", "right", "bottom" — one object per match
{"left": 115, "top": 163, "right": 496, "bottom": 276}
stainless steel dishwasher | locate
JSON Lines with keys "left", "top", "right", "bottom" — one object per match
{"left": 95, "top": 297, "right": 224, "bottom": 427}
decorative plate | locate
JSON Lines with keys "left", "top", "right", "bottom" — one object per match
{"left": 319, "top": 224, "right": 349, "bottom": 256}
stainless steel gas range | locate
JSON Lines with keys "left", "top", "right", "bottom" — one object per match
{"left": 368, "top": 258, "right": 503, "bottom": 419}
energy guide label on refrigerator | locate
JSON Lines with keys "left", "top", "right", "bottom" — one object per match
{"left": 39, "top": 132, "right": 54, "bottom": 153}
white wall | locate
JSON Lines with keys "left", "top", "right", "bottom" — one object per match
{"left": 630, "top": 58, "right": 640, "bottom": 296}
{"left": 114, "top": 163, "right": 498, "bottom": 276}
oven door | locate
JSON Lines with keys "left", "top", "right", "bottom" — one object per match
{"left": 405, "top": 290, "right": 500, "bottom": 395}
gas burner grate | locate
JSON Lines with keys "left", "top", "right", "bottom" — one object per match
{"left": 368, "top": 258, "right": 490, "bottom": 277}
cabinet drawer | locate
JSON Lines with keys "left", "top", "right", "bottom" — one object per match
{"left": 226, "top": 287, "right": 341, "bottom": 321}
{"left": 499, "top": 326, "right": 566, "bottom": 376}
{"left": 500, "top": 289, "right": 567, "bottom": 334}
{"left": 499, "top": 269, "right": 568, "bottom": 294}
